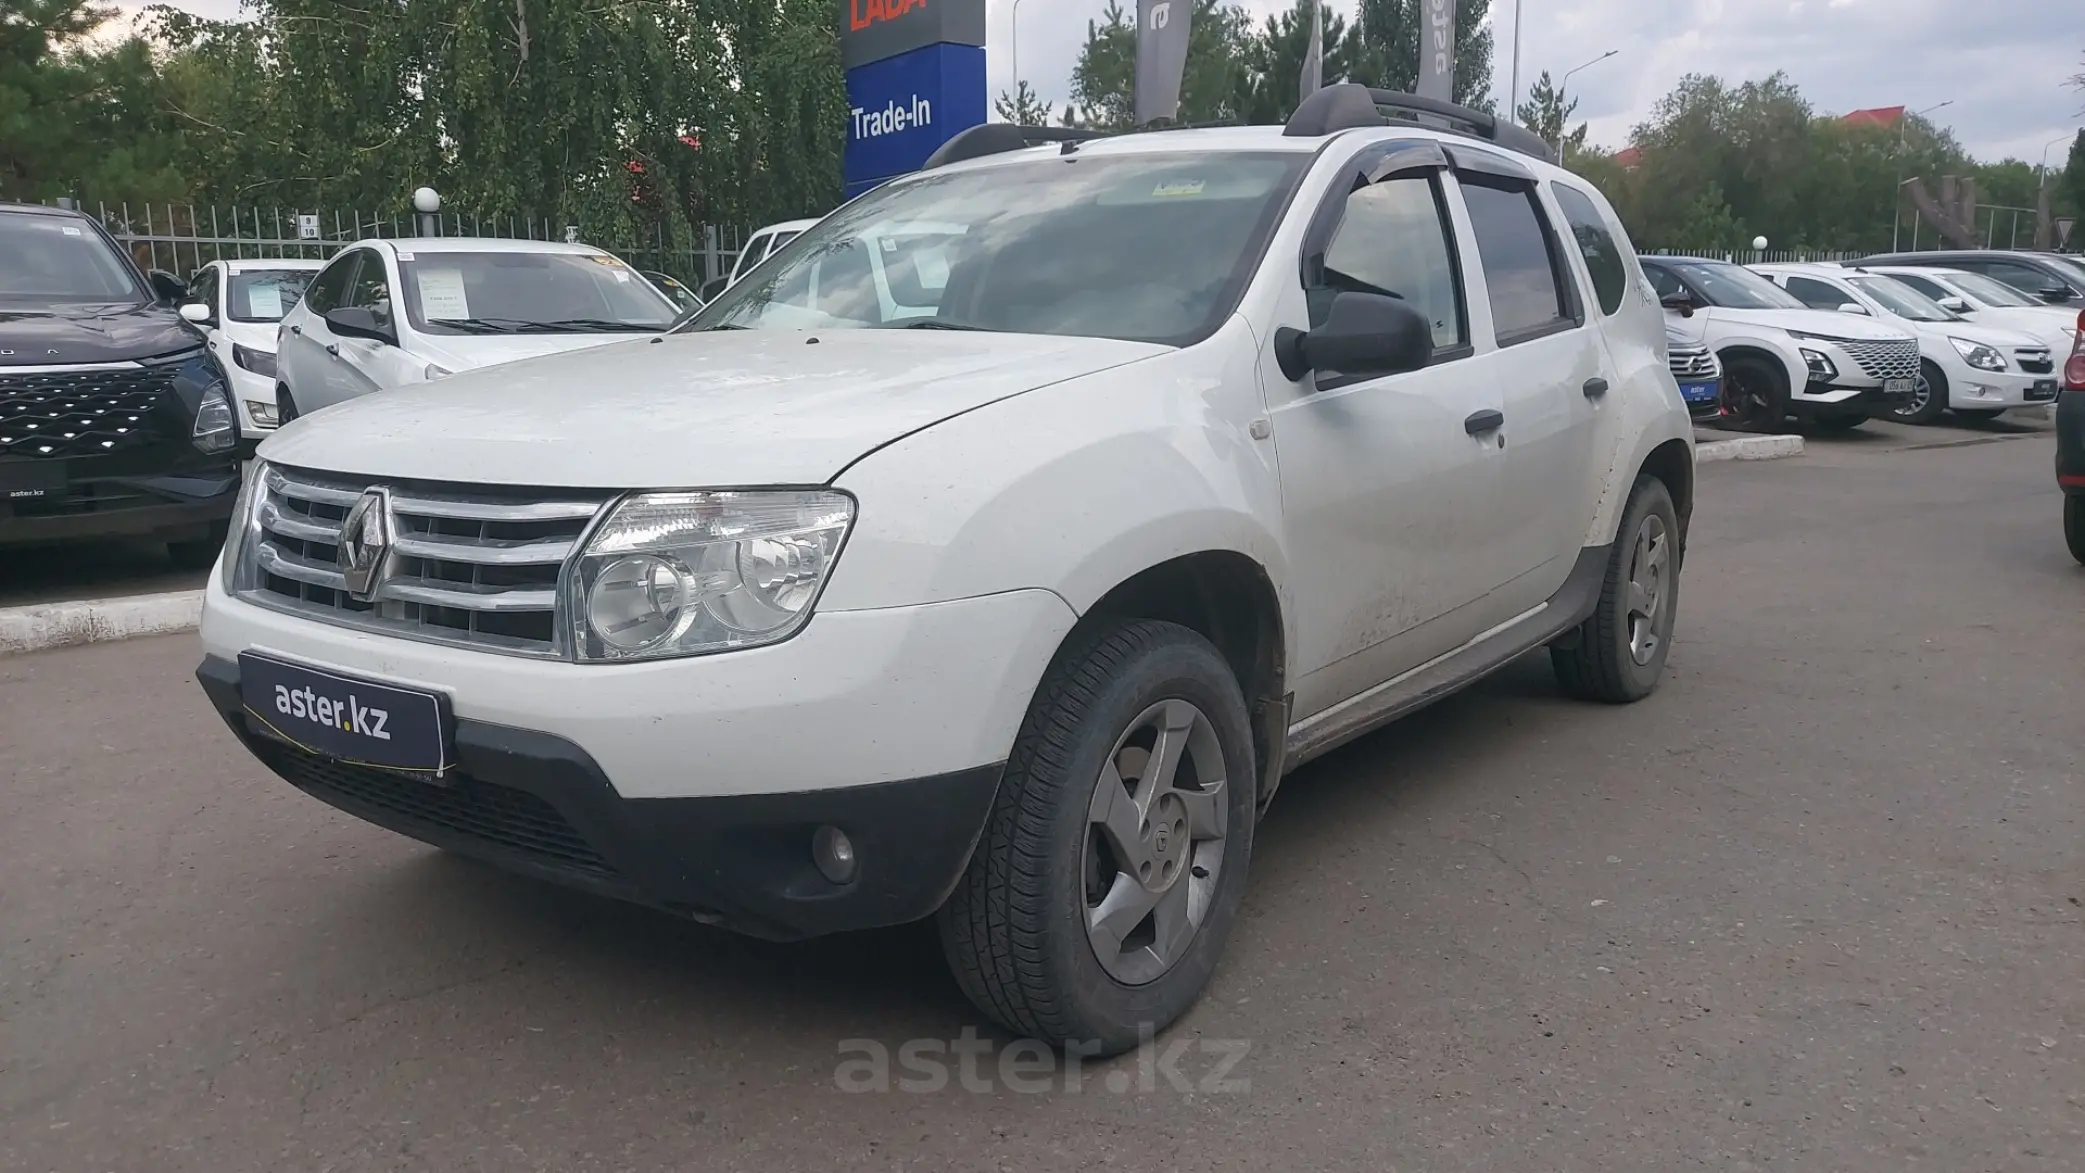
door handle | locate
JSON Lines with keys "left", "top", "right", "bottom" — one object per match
{"left": 325, "top": 343, "right": 340, "bottom": 358}
{"left": 1583, "top": 377, "right": 1610, "bottom": 398}
{"left": 1463, "top": 409, "right": 1505, "bottom": 435}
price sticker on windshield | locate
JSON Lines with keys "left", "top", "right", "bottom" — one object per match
{"left": 1151, "top": 179, "right": 1207, "bottom": 198}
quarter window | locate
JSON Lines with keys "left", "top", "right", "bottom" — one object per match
{"left": 1552, "top": 185, "right": 1628, "bottom": 316}
{"left": 1310, "top": 173, "right": 1466, "bottom": 351}
{"left": 1461, "top": 178, "right": 1575, "bottom": 343}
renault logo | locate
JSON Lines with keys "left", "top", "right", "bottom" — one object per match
{"left": 338, "top": 488, "right": 393, "bottom": 602}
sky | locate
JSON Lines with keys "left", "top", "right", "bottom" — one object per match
{"left": 125, "top": 0, "right": 2083, "bottom": 166}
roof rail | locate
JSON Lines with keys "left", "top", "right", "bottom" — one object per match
{"left": 1285, "top": 84, "right": 1557, "bottom": 165}
{"left": 922, "top": 124, "right": 1109, "bottom": 171}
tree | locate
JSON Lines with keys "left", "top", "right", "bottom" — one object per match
{"left": 0, "top": 0, "right": 188, "bottom": 203}
{"left": 995, "top": 81, "right": 1053, "bottom": 126}
{"left": 1344, "top": 0, "right": 1494, "bottom": 111}
{"left": 1238, "top": 0, "right": 1354, "bottom": 125}
{"left": 2064, "top": 130, "right": 2085, "bottom": 238}
{"left": 1064, "top": 0, "right": 1255, "bottom": 129}
{"left": 1514, "top": 70, "right": 1586, "bottom": 158}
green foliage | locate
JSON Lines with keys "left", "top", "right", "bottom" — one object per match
{"left": 1343, "top": 0, "right": 1495, "bottom": 110}
{"left": 1515, "top": 70, "right": 1586, "bottom": 160}
{"left": 0, "top": 1, "right": 189, "bottom": 203}
{"left": 995, "top": 81, "right": 1054, "bottom": 126}
{"left": 1237, "top": 0, "right": 1354, "bottom": 126}
{"left": 2065, "top": 131, "right": 2085, "bottom": 236}
{"left": 1064, "top": 0, "right": 1256, "bottom": 129}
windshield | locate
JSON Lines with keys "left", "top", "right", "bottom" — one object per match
{"left": 1666, "top": 261, "right": 1807, "bottom": 310}
{"left": 0, "top": 211, "right": 145, "bottom": 302}
{"left": 227, "top": 269, "right": 316, "bottom": 322}
{"left": 397, "top": 251, "right": 679, "bottom": 335}
{"left": 2039, "top": 254, "right": 2085, "bottom": 290}
{"left": 1848, "top": 275, "right": 1956, "bottom": 322}
{"left": 692, "top": 152, "right": 1309, "bottom": 344}
{"left": 1942, "top": 270, "right": 2038, "bottom": 307}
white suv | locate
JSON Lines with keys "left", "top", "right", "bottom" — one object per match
{"left": 196, "top": 88, "right": 1695, "bottom": 1054}
{"left": 1641, "top": 256, "right": 1919, "bottom": 432}
{"left": 1754, "top": 263, "right": 2056, "bottom": 424}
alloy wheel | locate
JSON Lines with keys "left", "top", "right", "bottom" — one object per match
{"left": 1082, "top": 699, "right": 1230, "bottom": 986}
{"left": 1625, "top": 514, "right": 1671, "bottom": 666}
{"left": 1895, "top": 372, "right": 1932, "bottom": 419}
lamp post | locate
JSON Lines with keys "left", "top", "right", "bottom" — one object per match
{"left": 1008, "top": 0, "right": 1028, "bottom": 116}
{"left": 1890, "top": 100, "right": 1952, "bottom": 251}
{"left": 1508, "top": 0, "right": 1523, "bottom": 122}
{"left": 1558, "top": 49, "right": 1619, "bottom": 110}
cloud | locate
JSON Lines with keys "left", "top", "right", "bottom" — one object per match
{"left": 129, "top": 0, "right": 2081, "bottom": 162}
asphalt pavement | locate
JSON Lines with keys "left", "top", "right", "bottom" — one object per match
{"left": 2, "top": 426, "right": 2079, "bottom": 1172}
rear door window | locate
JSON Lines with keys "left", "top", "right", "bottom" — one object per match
{"left": 1461, "top": 178, "right": 1577, "bottom": 344}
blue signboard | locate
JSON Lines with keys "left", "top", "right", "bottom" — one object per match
{"left": 843, "top": 41, "right": 986, "bottom": 196}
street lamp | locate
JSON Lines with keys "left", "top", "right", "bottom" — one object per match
{"left": 1558, "top": 49, "right": 1619, "bottom": 109}
{"left": 1891, "top": 100, "right": 1953, "bottom": 251}
{"left": 2040, "top": 132, "right": 2074, "bottom": 179}
{"left": 1508, "top": 0, "right": 1524, "bottom": 121}
{"left": 1008, "top": 0, "right": 1028, "bottom": 112}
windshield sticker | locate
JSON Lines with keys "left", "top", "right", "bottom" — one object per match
{"left": 612, "top": 269, "right": 631, "bottom": 282}
{"left": 395, "top": 251, "right": 414, "bottom": 261}
{"left": 1151, "top": 179, "right": 1206, "bottom": 198}
{"left": 587, "top": 255, "right": 624, "bottom": 266}
{"left": 914, "top": 247, "right": 951, "bottom": 291}
{"left": 246, "top": 286, "right": 284, "bottom": 318}
{"left": 61, "top": 226, "right": 83, "bottom": 236}
{"left": 415, "top": 268, "right": 471, "bottom": 319}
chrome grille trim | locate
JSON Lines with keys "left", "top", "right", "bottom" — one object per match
{"left": 2015, "top": 348, "right": 2053, "bottom": 375}
{"left": 1667, "top": 344, "right": 1719, "bottom": 380}
{"left": 239, "top": 465, "right": 613, "bottom": 658}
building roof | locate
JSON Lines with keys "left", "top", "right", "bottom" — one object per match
{"left": 1840, "top": 106, "right": 1906, "bottom": 129}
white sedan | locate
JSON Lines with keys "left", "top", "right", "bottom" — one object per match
{"left": 178, "top": 258, "right": 324, "bottom": 450}
{"left": 1859, "top": 264, "right": 2082, "bottom": 357}
{"left": 275, "top": 238, "right": 680, "bottom": 420}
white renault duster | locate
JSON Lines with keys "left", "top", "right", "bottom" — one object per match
{"left": 196, "top": 87, "right": 1696, "bottom": 1054}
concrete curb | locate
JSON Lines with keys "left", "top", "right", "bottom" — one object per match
{"left": 1696, "top": 435, "right": 1806, "bottom": 464}
{"left": 0, "top": 591, "right": 202, "bottom": 656}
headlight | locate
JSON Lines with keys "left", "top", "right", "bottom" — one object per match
{"left": 221, "top": 459, "right": 267, "bottom": 595}
{"left": 1798, "top": 348, "right": 1836, "bottom": 381}
{"left": 232, "top": 343, "right": 277, "bottom": 378}
{"left": 192, "top": 384, "right": 238, "bottom": 454}
{"left": 567, "top": 490, "right": 854, "bottom": 661}
{"left": 1949, "top": 336, "right": 2006, "bottom": 371}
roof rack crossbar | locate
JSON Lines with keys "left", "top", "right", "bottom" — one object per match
{"left": 922, "top": 124, "right": 1110, "bottom": 171}
{"left": 1284, "top": 84, "right": 1557, "bottom": 165}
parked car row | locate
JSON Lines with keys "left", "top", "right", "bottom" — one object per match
{"left": 1644, "top": 250, "right": 2081, "bottom": 432}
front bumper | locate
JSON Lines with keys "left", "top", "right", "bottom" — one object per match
{"left": 1793, "top": 381, "right": 1914, "bottom": 414}
{"left": 197, "top": 654, "right": 1002, "bottom": 939}
{"left": 1943, "top": 368, "right": 2060, "bottom": 410}
{"left": 194, "top": 583, "right": 1079, "bottom": 937}
{"left": 226, "top": 365, "right": 279, "bottom": 451}
{"left": 0, "top": 449, "right": 238, "bottom": 546}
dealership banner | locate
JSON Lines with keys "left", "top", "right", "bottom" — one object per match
{"left": 1134, "top": 0, "right": 1192, "bottom": 127}
{"left": 1416, "top": 0, "right": 1454, "bottom": 102}
{"left": 838, "top": 0, "right": 987, "bottom": 194}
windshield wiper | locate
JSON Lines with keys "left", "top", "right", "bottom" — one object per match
{"left": 429, "top": 317, "right": 529, "bottom": 334}
{"left": 534, "top": 318, "right": 664, "bottom": 333}
{"left": 874, "top": 317, "right": 993, "bottom": 331}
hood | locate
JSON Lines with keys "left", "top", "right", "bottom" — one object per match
{"left": 1963, "top": 305, "right": 2081, "bottom": 352}
{"left": 0, "top": 300, "right": 198, "bottom": 366}
{"left": 413, "top": 331, "right": 648, "bottom": 373}
{"left": 259, "top": 328, "right": 1170, "bottom": 487}
{"left": 1702, "top": 305, "right": 1916, "bottom": 342}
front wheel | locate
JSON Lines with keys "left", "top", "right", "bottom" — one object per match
{"left": 1552, "top": 476, "right": 1680, "bottom": 703}
{"left": 939, "top": 620, "right": 1257, "bottom": 1055}
{"left": 1892, "top": 360, "right": 1949, "bottom": 425}
{"left": 2066, "top": 496, "right": 2085, "bottom": 566}
{"left": 1719, "top": 354, "right": 1789, "bottom": 433}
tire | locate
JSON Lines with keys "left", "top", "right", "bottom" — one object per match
{"left": 1893, "top": 359, "right": 1949, "bottom": 424}
{"left": 1718, "top": 354, "right": 1788, "bottom": 433}
{"left": 2066, "top": 495, "right": 2085, "bottom": 567}
{"left": 1956, "top": 408, "right": 2007, "bottom": 422}
{"left": 1552, "top": 476, "right": 1680, "bottom": 704}
{"left": 169, "top": 520, "right": 230, "bottom": 571}
{"left": 277, "top": 384, "right": 300, "bottom": 424}
{"left": 939, "top": 619, "right": 1257, "bottom": 1056}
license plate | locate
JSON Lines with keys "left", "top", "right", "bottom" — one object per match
{"left": 0, "top": 458, "right": 66, "bottom": 502}
{"left": 1883, "top": 377, "right": 1915, "bottom": 395}
{"left": 238, "top": 653, "right": 452, "bottom": 776}
{"left": 2029, "top": 379, "right": 2059, "bottom": 401}
{"left": 1678, "top": 380, "right": 1719, "bottom": 404}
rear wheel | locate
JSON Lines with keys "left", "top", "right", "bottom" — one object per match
{"left": 2066, "top": 496, "right": 2085, "bottom": 566}
{"left": 1892, "top": 359, "right": 1949, "bottom": 424}
{"left": 939, "top": 619, "right": 1256, "bottom": 1056}
{"left": 1719, "top": 354, "right": 1788, "bottom": 432}
{"left": 276, "top": 384, "right": 300, "bottom": 424}
{"left": 1553, "top": 476, "right": 1680, "bottom": 703}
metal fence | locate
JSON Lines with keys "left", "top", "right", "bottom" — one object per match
{"left": 1641, "top": 248, "right": 1868, "bottom": 264}
{"left": 48, "top": 200, "right": 753, "bottom": 288}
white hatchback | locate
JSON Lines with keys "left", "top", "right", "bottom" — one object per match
{"left": 179, "top": 258, "right": 324, "bottom": 448}
{"left": 275, "top": 238, "right": 681, "bottom": 420}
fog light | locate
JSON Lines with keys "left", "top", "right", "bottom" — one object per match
{"left": 245, "top": 400, "right": 279, "bottom": 426}
{"left": 812, "top": 825, "right": 856, "bottom": 884}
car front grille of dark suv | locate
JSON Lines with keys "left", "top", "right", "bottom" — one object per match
{"left": 0, "top": 365, "right": 180, "bottom": 458}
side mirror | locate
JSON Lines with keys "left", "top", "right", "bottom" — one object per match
{"left": 699, "top": 276, "right": 730, "bottom": 302}
{"left": 1272, "top": 292, "right": 1433, "bottom": 385}
{"left": 148, "top": 269, "right": 188, "bottom": 304}
{"left": 1659, "top": 291, "right": 1696, "bottom": 318}
{"left": 2039, "top": 284, "right": 2074, "bottom": 305}
{"left": 178, "top": 302, "right": 214, "bottom": 326}
{"left": 325, "top": 306, "right": 395, "bottom": 345}
{"left": 1937, "top": 296, "right": 1970, "bottom": 313}
{"left": 1836, "top": 303, "right": 1871, "bottom": 315}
